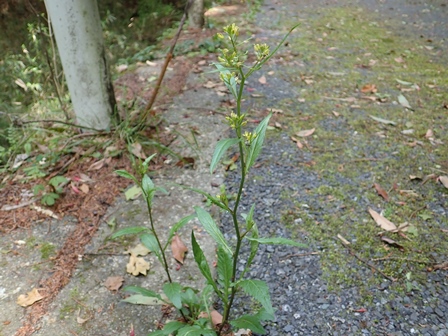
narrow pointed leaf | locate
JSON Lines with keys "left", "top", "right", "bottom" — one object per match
{"left": 123, "top": 285, "right": 163, "bottom": 301}
{"left": 194, "top": 206, "right": 232, "bottom": 256}
{"left": 115, "top": 170, "right": 138, "bottom": 184}
{"left": 210, "top": 138, "right": 240, "bottom": 173}
{"left": 191, "top": 232, "right": 221, "bottom": 298}
{"left": 163, "top": 282, "right": 183, "bottom": 309}
{"left": 217, "top": 246, "right": 233, "bottom": 298}
{"left": 141, "top": 233, "right": 162, "bottom": 263}
{"left": 109, "top": 226, "right": 148, "bottom": 239}
{"left": 141, "top": 174, "right": 156, "bottom": 203}
{"left": 166, "top": 214, "right": 196, "bottom": 249}
{"left": 246, "top": 114, "right": 272, "bottom": 172}
{"left": 122, "top": 294, "right": 164, "bottom": 305}
{"left": 162, "top": 321, "right": 187, "bottom": 334}
{"left": 238, "top": 279, "right": 274, "bottom": 315}
{"left": 182, "top": 186, "right": 229, "bottom": 211}
{"left": 177, "top": 326, "right": 216, "bottom": 336}
{"left": 246, "top": 237, "right": 307, "bottom": 247}
{"left": 244, "top": 204, "right": 256, "bottom": 231}
{"left": 241, "top": 221, "right": 259, "bottom": 279}
{"left": 230, "top": 315, "right": 266, "bottom": 334}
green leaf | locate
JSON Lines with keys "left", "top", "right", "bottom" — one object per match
{"left": 191, "top": 232, "right": 221, "bottom": 298}
{"left": 255, "top": 307, "right": 275, "bottom": 322}
{"left": 148, "top": 331, "right": 166, "bottom": 336}
{"left": 245, "top": 114, "right": 271, "bottom": 172}
{"left": 167, "top": 214, "right": 196, "bottom": 247}
{"left": 230, "top": 315, "right": 266, "bottom": 334}
{"left": 217, "top": 246, "right": 233, "bottom": 299}
{"left": 213, "top": 63, "right": 237, "bottom": 98}
{"left": 238, "top": 279, "right": 274, "bottom": 315}
{"left": 115, "top": 169, "right": 138, "bottom": 184}
{"left": 122, "top": 294, "right": 164, "bottom": 305}
{"left": 141, "top": 233, "right": 162, "bottom": 263}
{"left": 163, "top": 282, "right": 183, "bottom": 309}
{"left": 141, "top": 174, "right": 156, "bottom": 203}
{"left": 194, "top": 206, "right": 232, "bottom": 256}
{"left": 177, "top": 326, "right": 216, "bottom": 336}
{"left": 142, "top": 153, "right": 157, "bottom": 171}
{"left": 125, "top": 185, "right": 142, "bottom": 201}
{"left": 183, "top": 186, "right": 229, "bottom": 211}
{"left": 246, "top": 237, "right": 307, "bottom": 248}
{"left": 123, "top": 285, "right": 163, "bottom": 301}
{"left": 244, "top": 204, "right": 256, "bottom": 231}
{"left": 210, "top": 138, "right": 240, "bottom": 174}
{"left": 162, "top": 321, "right": 187, "bottom": 334}
{"left": 109, "top": 226, "right": 148, "bottom": 239}
{"left": 240, "top": 221, "right": 259, "bottom": 279}
{"left": 49, "top": 175, "right": 68, "bottom": 188}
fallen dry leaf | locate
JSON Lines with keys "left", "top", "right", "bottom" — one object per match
{"left": 126, "top": 244, "right": 151, "bottom": 257}
{"left": 171, "top": 234, "right": 188, "bottom": 264}
{"left": 198, "top": 310, "right": 223, "bottom": 327}
{"left": 438, "top": 176, "right": 448, "bottom": 189}
{"left": 87, "top": 157, "right": 111, "bottom": 171}
{"left": 130, "top": 142, "right": 146, "bottom": 160}
{"left": 17, "top": 288, "right": 44, "bottom": 307}
{"left": 361, "top": 84, "right": 377, "bottom": 93}
{"left": 258, "top": 75, "right": 267, "bottom": 84}
{"left": 105, "top": 276, "right": 124, "bottom": 291}
{"left": 380, "top": 236, "right": 404, "bottom": 250}
{"left": 211, "top": 310, "right": 223, "bottom": 326}
{"left": 373, "top": 183, "right": 389, "bottom": 202}
{"left": 332, "top": 111, "right": 340, "bottom": 117}
{"left": 368, "top": 208, "right": 397, "bottom": 231}
{"left": 290, "top": 136, "right": 303, "bottom": 149}
{"left": 425, "top": 129, "right": 434, "bottom": 138}
{"left": 296, "top": 128, "right": 315, "bottom": 137}
{"left": 126, "top": 254, "right": 150, "bottom": 276}
{"left": 80, "top": 184, "right": 89, "bottom": 194}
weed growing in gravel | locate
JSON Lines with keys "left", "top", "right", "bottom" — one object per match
{"left": 111, "top": 23, "right": 303, "bottom": 335}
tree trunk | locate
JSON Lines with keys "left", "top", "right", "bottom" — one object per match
{"left": 188, "top": 0, "right": 204, "bottom": 29}
{"left": 44, "top": 0, "right": 116, "bottom": 130}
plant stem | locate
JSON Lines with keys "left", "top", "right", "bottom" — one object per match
{"left": 219, "top": 72, "right": 248, "bottom": 334}
{"left": 145, "top": 191, "right": 189, "bottom": 322}
{"left": 147, "top": 199, "right": 173, "bottom": 283}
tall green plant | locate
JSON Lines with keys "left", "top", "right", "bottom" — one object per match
{"left": 112, "top": 23, "right": 302, "bottom": 335}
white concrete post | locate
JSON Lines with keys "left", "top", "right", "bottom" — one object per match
{"left": 44, "top": 0, "right": 116, "bottom": 130}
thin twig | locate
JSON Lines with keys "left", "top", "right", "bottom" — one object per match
{"left": 351, "top": 157, "right": 383, "bottom": 162}
{"left": 1, "top": 198, "right": 40, "bottom": 211}
{"left": 280, "top": 251, "right": 319, "bottom": 260}
{"left": 20, "top": 119, "right": 102, "bottom": 131}
{"left": 338, "top": 239, "right": 397, "bottom": 282}
{"left": 135, "top": 0, "right": 193, "bottom": 131}
{"left": 409, "top": 204, "right": 427, "bottom": 220}
{"left": 372, "top": 256, "right": 432, "bottom": 264}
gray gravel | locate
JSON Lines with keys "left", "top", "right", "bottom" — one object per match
{"left": 216, "top": 0, "right": 448, "bottom": 334}
{"left": 220, "top": 133, "right": 448, "bottom": 336}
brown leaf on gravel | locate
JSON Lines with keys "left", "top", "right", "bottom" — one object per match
{"left": 361, "top": 84, "right": 377, "bottom": 93}
{"left": 438, "top": 176, "right": 448, "bottom": 189}
{"left": 368, "top": 208, "right": 397, "bottom": 231}
{"left": 258, "top": 75, "right": 267, "bottom": 84}
{"left": 171, "top": 234, "right": 188, "bottom": 264}
{"left": 373, "top": 183, "right": 389, "bottom": 202}
{"left": 17, "top": 288, "right": 44, "bottom": 307}
{"left": 104, "top": 276, "right": 124, "bottom": 291}
{"left": 290, "top": 136, "right": 303, "bottom": 149}
{"left": 380, "top": 236, "right": 404, "bottom": 250}
{"left": 296, "top": 128, "right": 315, "bottom": 137}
